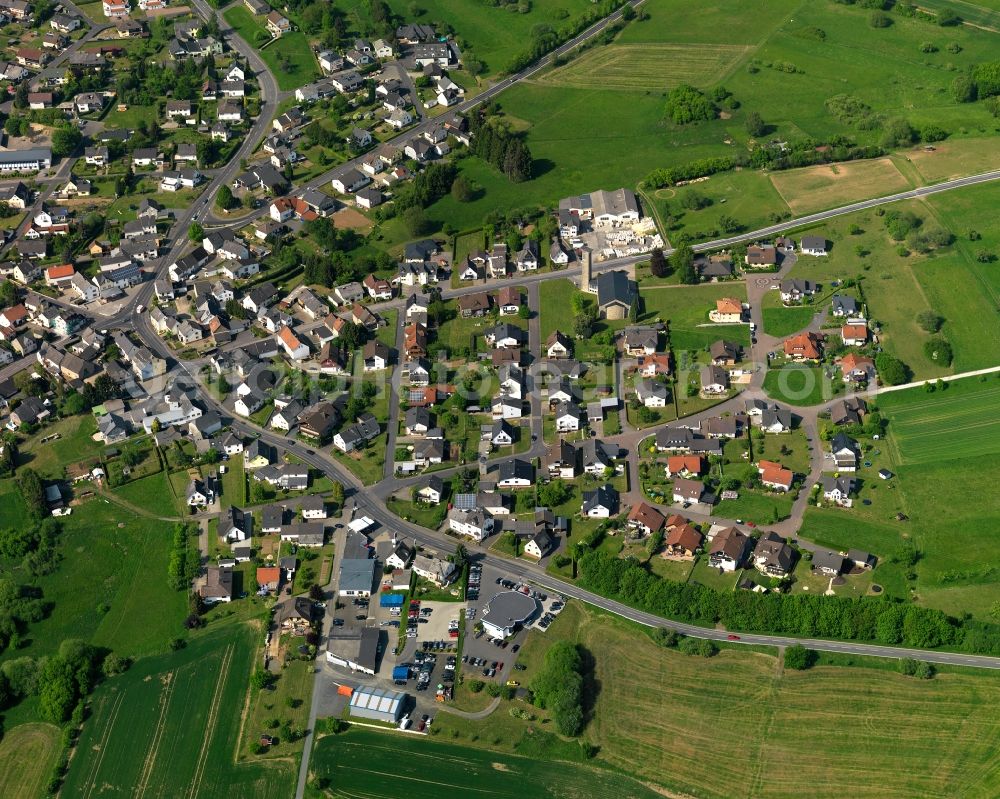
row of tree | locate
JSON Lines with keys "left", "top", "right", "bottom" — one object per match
{"left": 167, "top": 523, "right": 198, "bottom": 591}
{"left": 468, "top": 114, "right": 532, "bottom": 183}
{"left": 577, "top": 549, "right": 1000, "bottom": 653}
{"left": 530, "top": 640, "right": 586, "bottom": 736}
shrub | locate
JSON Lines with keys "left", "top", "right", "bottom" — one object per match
{"left": 784, "top": 644, "right": 817, "bottom": 670}
{"left": 468, "top": 679, "right": 485, "bottom": 693}
{"left": 869, "top": 11, "right": 891, "bottom": 27}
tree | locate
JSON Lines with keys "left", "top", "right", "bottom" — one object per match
{"left": 573, "top": 303, "right": 596, "bottom": 338}
{"left": 916, "top": 311, "right": 943, "bottom": 333}
{"left": 402, "top": 206, "right": 431, "bottom": 236}
{"left": 188, "top": 222, "right": 204, "bottom": 243}
{"left": 664, "top": 84, "right": 716, "bottom": 124}
{"left": 250, "top": 669, "right": 276, "bottom": 691}
{"left": 531, "top": 641, "right": 585, "bottom": 737}
{"left": 17, "top": 468, "right": 47, "bottom": 520}
{"left": 51, "top": 125, "right": 82, "bottom": 158}
{"left": 13, "top": 82, "right": 28, "bottom": 110}
{"left": 869, "top": 10, "right": 891, "bottom": 26}
{"left": 538, "top": 479, "right": 571, "bottom": 507}
{"left": 451, "top": 175, "right": 473, "bottom": 202}
{"left": 875, "top": 353, "right": 911, "bottom": 386}
{"left": 744, "top": 110, "right": 765, "bottom": 136}
{"left": 102, "top": 652, "right": 131, "bottom": 677}
{"left": 924, "top": 336, "right": 953, "bottom": 366}
{"left": 671, "top": 244, "right": 697, "bottom": 284}
{"left": 216, "top": 184, "right": 234, "bottom": 211}
{"left": 783, "top": 644, "right": 816, "bottom": 670}
{"left": 951, "top": 73, "right": 977, "bottom": 103}
{"left": 649, "top": 247, "right": 668, "bottom": 278}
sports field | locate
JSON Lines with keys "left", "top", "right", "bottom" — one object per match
{"left": 880, "top": 378, "right": 1000, "bottom": 466}
{"left": 536, "top": 43, "right": 750, "bottom": 91}
{"left": 425, "top": 603, "right": 1000, "bottom": 799}
{"left": 0, "top": 723, "right": 61, "bottom": 799}
{"left": 61, "top": 625, "right": 293, "bottom": 799}
{"left": 771, "top": 158, "right": 913, "bottom": 215}
{"left": 308, "top": 727, "right": 665, "bottom": 799}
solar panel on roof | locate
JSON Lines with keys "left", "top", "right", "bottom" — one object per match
{"left": 453, "top": 493, "right": 476, "bottom": 510}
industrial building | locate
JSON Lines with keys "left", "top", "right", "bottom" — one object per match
{"left": 348, "top": 686, "right": 407, "bottom": 722}
{"left": 326, "top": 627, "right": 381, "bottom": 674}
{"left": 481, "top": 590, "right": 539, "bottom": 639}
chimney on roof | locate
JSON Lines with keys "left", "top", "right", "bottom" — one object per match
{"left": 580, "top": 246, "right": 592, "bottom": 292}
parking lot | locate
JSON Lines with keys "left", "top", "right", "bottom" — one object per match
{"left": 325, "top": 557, "right": 567, "bottom": 714}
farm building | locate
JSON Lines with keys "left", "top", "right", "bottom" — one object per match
{"left": 348, "top": 685, "right": 407, "bottom": 722}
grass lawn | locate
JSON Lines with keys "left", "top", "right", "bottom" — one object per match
{"left": 61, "top": 623, "right": 294, "bottom": 798}
{"left": 386, "top": 495, "right": 448, "bottom": 529}
{"left": 241, "top": 657, "right": 313, "bottom": 761}
{"left": 687, "top": 556, "right": 743, "bottom": 592}
{"left": 763, "top": 363, "right": 841, "bottom": 406}
{"left": 221, "top": 458, "right": 247, "bottom": 507}
{"left": 376, "top": 309, "right": 397, "bottom": 349}
{"left": 0, "top": 722, "right": 61, "bottom": 799}
{"left": 0, "top": 478, "right": 31, "bottom": 530}
{"left": 646, "top": 170, "right": 791, "bottom": 243}
{"left": 760, "top": 291, "right": 819, "bottom": 338}
{"left": 751, "top": 427, "right": 811, "bottom": 476}
{"left": 0, "top": 498, "right": 188, "bottom": 664}
{"left": 874, "top": 377, "right": 1000, "bottom": 617}
{"left": 114, "top": 470, "right": 184, "bottom": 517}
{"left": 879, "top": 377, "right": 1000, "bottom": 467}
{"left": 640, "top": 283, "right": 750, "bottom": 351}
{"left": 17, "top": 414, "right": 104, "bottom": 478}
{"left": 329, "top": 434, "right": 386, "bottom": 485}
{"left": 224, "top": 6, "right": 318, "bottom": 90}
{"left": 715, "top": 490, "right": 795, "bottom": 524}
{"left": 307, "top": 724, "right": 662, "bottom": 799}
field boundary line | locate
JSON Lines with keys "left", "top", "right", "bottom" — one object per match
{"left": 878, "top": 365, "right": 1000, "bottom": 394}
{"left": 232, "top": 631, "right": 257, "bottom": 763}
{"left": 82, "top": 692, "right": 126, "bottom": 799}
{"left": 186, "top": 643, "right": 235, "bottom": 799}
{"left": 134, "top": 672, "right": 176, "bottom": 799}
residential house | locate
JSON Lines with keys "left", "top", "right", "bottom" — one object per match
{"left": 709, "top": 526, "right": 749, "bottom": 572}
{"left": 709, "top": 297, "right": 744, "bottom": 323}
{"left": 753, "top": 532, "right": 794, "bottom": 577}
{"left": 784, "top": 332, "right": 823, "bottom": 361}
{"left": 581, "top": 484, "right": 618, "bottom": 517}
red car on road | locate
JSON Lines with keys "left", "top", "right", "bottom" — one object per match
{"left": 727, "top": 634, "right": 741, "bottom": 641}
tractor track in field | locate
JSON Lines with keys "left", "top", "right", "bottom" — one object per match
{"left": 186, "top": 644, "right": 235, "bottom": 799}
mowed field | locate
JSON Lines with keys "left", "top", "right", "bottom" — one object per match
{"left": 880, "top": 379, "right": 1000, "bottom": 466}
{"left": 61, "top": 624, "right": 292, "bottom": 799}
{"left": 876, "top": 378, "right": 1000, "bottom": 617}
{"left": 0, "top": 723, "right": 61, "bottom": 799}
{"left": 771, "top": 158, "right": 913, "bottom": 215}
{"left": 535, "top": 43, "right": 749, "bottom": 91}
{"left": 427, "top": 603, "right": 1000, "bottom": 799}
{"left": 307, "top": 727, "right": 665, "bottom": 799}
